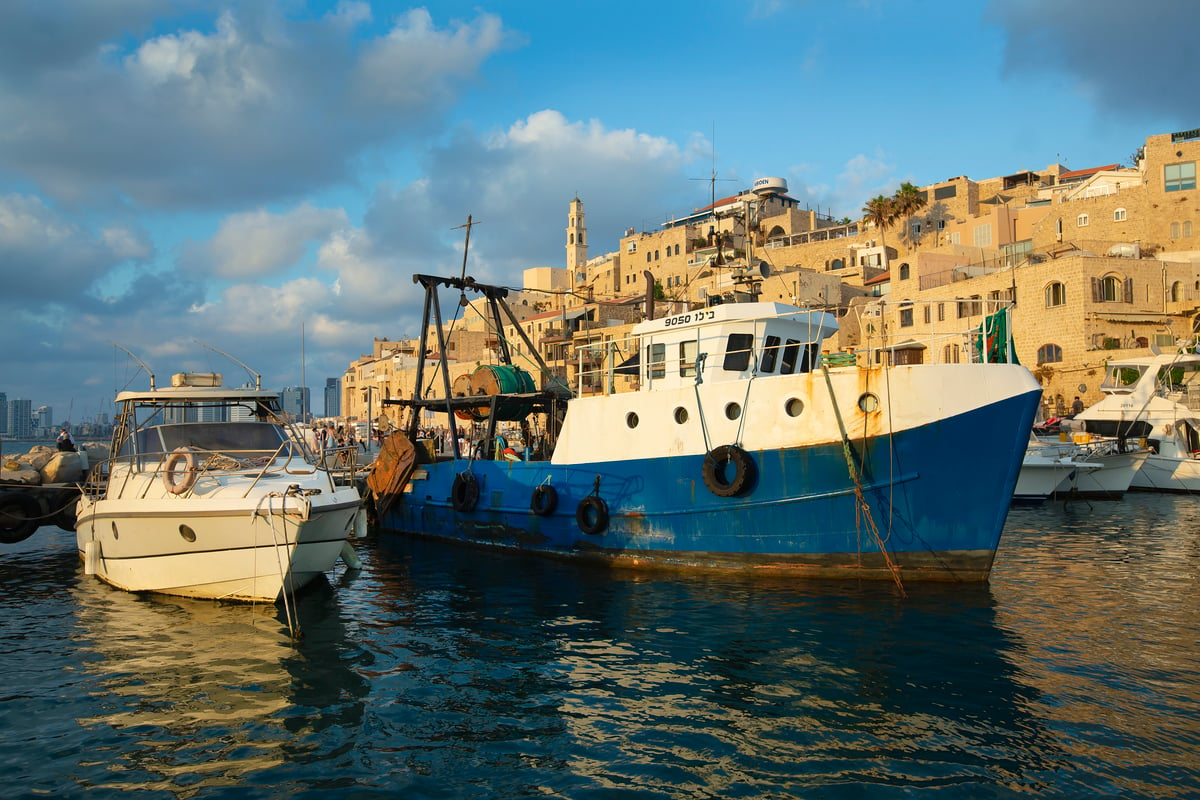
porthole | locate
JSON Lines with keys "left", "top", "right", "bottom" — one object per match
{"left": 725, "top": 402, "right": 742, "bottom": 420}
{"left": 179, "top": 524, "right": 197, "bottom": 543}
{"left": 674, "top": 407, "right": 689, "bottom": 424}
{"left": 785, "top": 398, "right": 805, "bottom": 417}
{"left": 626, "top": 412, "right": 639, "bottom": 429}
{"left": 858, "top": 393, "right": 880, "bottom": 413}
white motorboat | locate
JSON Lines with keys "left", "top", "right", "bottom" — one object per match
{"left": 1073, "top": 350, "right": 1200, "bottom": 493}
{"left": 76, "top": 368, "right": 364, "bottom": 602}
{"left": 1015, "top": 436, "right": 1101, "bottom": 502}
{"left": 1056, "top": 436, "right": 1150, "bottom": 498}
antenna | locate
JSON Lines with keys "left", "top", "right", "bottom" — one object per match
{"left": 690, "top": 125, "right": 736, "bottom": 210}
{"left": 453, "top": 215, "right": 480, "bottom": 283}
{"left": 195, "top": 340, "right": 261, "bottom": 389}
{"left": 112, "top": 343, "right": 156, "bottom": 391}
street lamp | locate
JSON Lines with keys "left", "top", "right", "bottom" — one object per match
{"left": 361, "top": 385, "right": 379, "bottom": 454}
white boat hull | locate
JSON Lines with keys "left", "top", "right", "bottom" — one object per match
{"left": 1130, "top": 453, "right": 1200, "bottom": 493}
{"left": 77, "top": 490, "right": 360, "bottom": 601}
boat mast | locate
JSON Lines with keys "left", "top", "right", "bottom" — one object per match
{"left": 112, "top": 343, "right": 156, "bottom": 391}
{"left": 195, "top": 341, "right": 262, "bottom": 390}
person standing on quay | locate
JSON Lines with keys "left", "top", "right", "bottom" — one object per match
{"left": 1071, "top": 396, "right": 1084, "bottom": 416}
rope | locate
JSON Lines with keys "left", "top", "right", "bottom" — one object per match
{"left": 252, "top": 491, "right": 300, "bottom": 640}
{"left": 820, "top": 364, "right": 906, "bottom": 596}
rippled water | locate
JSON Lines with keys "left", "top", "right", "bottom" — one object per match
{"left": 2, "top": 495, "right": 1199, "bottom": 798}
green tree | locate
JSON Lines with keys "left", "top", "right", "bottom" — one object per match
{"left": 893, "top": 181, "right": 928, "bottom": 252}
{"left": 862, "top": 195, "right": 897, "bottom": 248}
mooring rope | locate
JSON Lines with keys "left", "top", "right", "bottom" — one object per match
{"left": 820, "top": 364, "right": 906, "bottom": 596}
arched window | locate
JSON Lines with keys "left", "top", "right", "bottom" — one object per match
{"left": 1186, "top": 221, "right": 1194, "bottom": 238}
{"left": 831, "top": 258, "right": 844, "bottom": 271}
{"left": 1045, "top": 282, "right": 1066, "bottom": 307}
{"left": 898, "top": 262, "right": 910, "bottom": 280}
{"left": 1037, "top": 344, "right": 1063, "bottom": 364}
{"left": 1077, "top": 213, "right": 1089, "bottom": 227}
{"left": 1172, "top": 281, "right": 1183, "bottom": 302}
{"left": 674, "top": 244, "right": 680, "bottom": 256}
{"left": 1096, "top": 275, "right": 1122, "bottom": 302}
{"left": 1113, "top": 208, "right": 1127, "bottom": 222}
{"left": 1172, "top": 222, "right": 1181, "bottom": 238}
{"left": 654, "top": 250, "right": 660, "bottom": 260}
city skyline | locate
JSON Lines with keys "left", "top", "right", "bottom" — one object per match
{"left": 0, "top": 1, "right": 1194, "bottom": 417}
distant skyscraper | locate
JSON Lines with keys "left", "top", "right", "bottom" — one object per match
{"left": 280, "top": 386, "right": 310, "bottom": 421}
{"left": 324, "top": 377, "right": 341, "bottom": 418}
{"left": 35, "top": 405, "right": 53, "bottom": 433}
{"left": 6, "top": 398, "right": 33, "bottom": 438}
{"left": 0, "top": 391, "right": 6, "bottom": 434}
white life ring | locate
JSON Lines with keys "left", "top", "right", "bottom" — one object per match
{"left": 163, "top": 447, "right": 198, "bottom": 495}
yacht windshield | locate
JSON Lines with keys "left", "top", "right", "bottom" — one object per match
{"left": 121, "top": 422, "right": 288, "bottom": 459}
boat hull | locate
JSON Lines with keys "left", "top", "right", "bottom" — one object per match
{"left": 1130, "top": 453, "right": 1200, "bottom": 493}
{"left": 382, "top": 390, "right": 1040, "bottom": 582}
{"left": 76, "top": 490, "right": 361, "bottom": 602}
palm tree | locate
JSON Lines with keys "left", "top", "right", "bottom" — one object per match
{"left": 893, "top": 181, "right": 928, "bottom": 252}
{"left": 862, "top": 195, "right": 897, "bottom": 248}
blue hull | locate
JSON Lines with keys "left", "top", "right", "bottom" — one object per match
{"left": 381, "top": 390, "right": 1040, "bottom": 581}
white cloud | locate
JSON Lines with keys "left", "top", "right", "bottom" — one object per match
{"left": 201, "top": 204, "right": 350, "bottom": 278}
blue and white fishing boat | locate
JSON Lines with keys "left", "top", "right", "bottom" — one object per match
{"left": 369, "top": 272, "right": 1041, "bottom": 583}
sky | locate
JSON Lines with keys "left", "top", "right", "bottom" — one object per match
{"left": 1, "top": 0, "right": 1196, "bottom": 424}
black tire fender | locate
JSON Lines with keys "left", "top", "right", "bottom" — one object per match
{"left": 701, "top": 444, "right": 756, "bottom": 498}
{"left": 576, "top": 495, "right": 609, "bottom": 535}
{"left": 530, "top": 484, "right": 558, "bottom": 516}
{"left": 451, "top": 472, "right": 480, "bottom": 512}
{"left": 0, "top": 493, "right": 41, "bottom": 544}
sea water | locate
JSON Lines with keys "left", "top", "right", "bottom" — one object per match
{"left": 1, "top": 494, "right": 1198, "bottom": 798}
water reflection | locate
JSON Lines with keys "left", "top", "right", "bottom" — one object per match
{"left": 358, "top": 535, "right": 1065, "bottom": 796}
{"left": 70, "top": 575, "right": 369, "bottom": 797}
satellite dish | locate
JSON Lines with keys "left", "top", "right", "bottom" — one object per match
{"left": 757, "top": 260, "right": 771, "bottom": 279}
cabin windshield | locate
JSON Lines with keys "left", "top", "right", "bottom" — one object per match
{"left": 1100, "top": 365, "right": 1146, "bottom": 392}
{"left": 118, "top": 421, "right": 289, "bottom": 460}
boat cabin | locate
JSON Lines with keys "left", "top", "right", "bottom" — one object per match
{"left": 631, "top": 302, "right": 840, "bottom": 391}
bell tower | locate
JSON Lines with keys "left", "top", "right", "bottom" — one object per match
{"left": 565, "top": 196, "right": 587, "bottom": 272}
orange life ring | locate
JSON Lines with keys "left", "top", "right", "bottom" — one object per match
{"left": 163, "top": 447, "right": 198, "bottom": 495}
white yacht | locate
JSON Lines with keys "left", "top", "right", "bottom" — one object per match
{"left": 76, "top": 370, "right": 364, "bottom": 602}
{"left": 1074, "top": 350, "right": 1200, "bottom": 493}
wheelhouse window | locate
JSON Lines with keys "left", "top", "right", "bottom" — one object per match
{"left": 1165, "top": 161, "right": 1196, "bottom": 192}
{"left": 723, "top": 333, "right": 755, "bottom": 372}
{"left": 760, "top": 335, "right": 781, "bottom": 373}
{"left": 780, "top": 339, "right": 802, "bottom": 374}
{"left": 647, "top": 343, "right": 666, "bottom": 379}
{"left": 679, "top": 340, "right": 698, "bottom": 377}
{"left": 1037, "top": 344, "right": 1063, "bottom": 363}
{"left": 1045, "top": 282, "right": 1066, "bottom": 307}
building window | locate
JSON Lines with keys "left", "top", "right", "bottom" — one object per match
{"left": 1165, "top": 161, "right": 1196, "bottom": 192}
{"left": 1172, "top": 221, "right": 1181, "bottom": 238}
{"left": 1037, "top": 344, "right": 1063, "bottom": 364}
{"left": 937, "top": 303, "right": 945, "bottom": 321}
{"left": 675, "top": 244, "right": 681, "bottom": 256}
{"left": 949, "top": 232, "right": 961, "bottom": 245}
{"left": 973, "top": 224, "right": 992, "bottom": 247}
{"left": 655, "top": 250, "right": 660, "bottom": 260}
{"left": 1093, "top": 275, "right": 1131, "bottom": 303}
{"left": 899, "top": 302, "right": 913, "bottom": 327}
{"left": 934, "top": 185, "right": 957, "bottom": 200}
{"left": 1171, "top": 281, "right": 1182, "bottom": 302}
{"left": 1045, "top": 282, "right": 1067, "bottom": 307}
{"left": 1114, "top": 207, "right": 1127, "bottom": 222}
{"left": 1077, "top": 213, "right": 1089, "bottom": 227}
{"left": 923, "top": 305, "right": 931, "bottom": 324}
{"left": 831, "top": 258, "right": 844, "bottom": 270}
{"left": 1186, "top": 221, "right": 1194, "bottom": 237}
{"left": 898, "top": 263, "right": 910, "bottom": 280}
{"left": 646, "top": 252, "right": 651, "bottom": 263}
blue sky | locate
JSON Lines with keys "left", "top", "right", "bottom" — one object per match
{"left": 0, "top": 0, "right": 1195, "bottom": 423}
